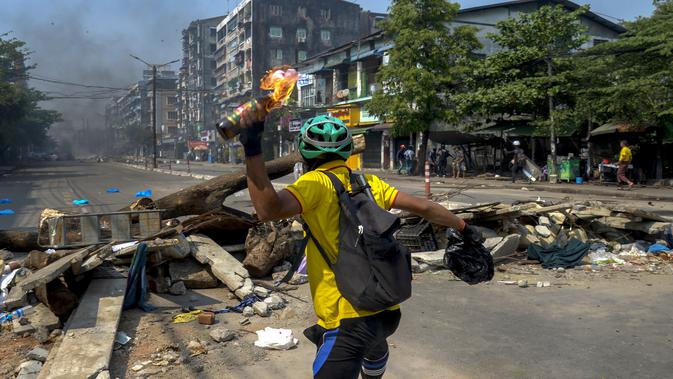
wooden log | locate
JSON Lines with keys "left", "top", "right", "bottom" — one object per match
{"left": 154, "top": 134, "right": 365, "bottom": 219}
{"left": 0, "top": 229, "right": 39, "bottom": 252}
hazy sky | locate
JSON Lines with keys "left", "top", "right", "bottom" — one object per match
{"left": 0, "top": 0, "right": 657, "bottom": 136}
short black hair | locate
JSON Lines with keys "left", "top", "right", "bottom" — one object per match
{"left": 303, "top": 153, "right": 346, "bottom": 171}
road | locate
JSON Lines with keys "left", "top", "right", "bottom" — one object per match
{"left": 3, "top": 161, "right": 673, "bottom": 378}
{"left": 2, "top": 161, "right": 671, "bottom": 230}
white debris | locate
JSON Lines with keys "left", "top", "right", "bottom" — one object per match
{"left": 253, "top": 327, "right": 298, "bottom": 350}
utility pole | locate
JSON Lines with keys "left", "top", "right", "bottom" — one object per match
{"left": 130, "top": 54, "right": 179, "bottom": 169}
{"left": 152, "top": 64, "right": 158, "bottom": 168}
{"left": 546, "top": 57, "right": 557, "bottom": 177}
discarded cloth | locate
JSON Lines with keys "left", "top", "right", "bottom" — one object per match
{"left": 106, "top": 188, "right": 120, "bottom": 193}
{"left": 0, "top": 268, "right": 19, "bottom": 305}
{"left": 211, "top": 294, "right": 260, "bottom": 314}
{"left": 135, "top": 189, "right": 153, "bottom": 197}
{"left": 648, "top": 244, "right": 671, "bottom": 254}
{"left": 0, "top": 209, "right": 15, "bottom": 215}
{"left": 527, "top": 238, "right": 590, "bottom": 269}
{"left": 254, "top": 327, "right": 299, "bottom": 350}
{"left": 172, "top": 310, "right": 203, "bottom": 323}
{"left": 72, "top": 199, "right": 89, "bottom": 205}
{"left": 123, "top": 243, "right": 155, "bottom": 312}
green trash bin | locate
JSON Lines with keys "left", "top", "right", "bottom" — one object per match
{"left": 559, "top": 159, "right": 580, "bottom": 182}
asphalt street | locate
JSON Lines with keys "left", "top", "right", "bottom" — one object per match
{"left": 2, "top": 161, "right": 673, "bottom": 378}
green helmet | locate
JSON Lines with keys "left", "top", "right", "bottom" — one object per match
{"left": 298, "top": 115, "right": 353, "bottom": 160}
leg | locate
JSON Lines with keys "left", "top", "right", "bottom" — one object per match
{"left": 361, "top": 341, "right": 389, "bottom": 379}
{"left": 305, "top": 325, "right": 363, "bottom": 379}
{"left": 511, "top": 164, "right": 517, "bottom": 183}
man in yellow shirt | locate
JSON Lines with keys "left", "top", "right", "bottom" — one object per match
{"left": 618, "top": 140, "right": 634, "bottom": 189}
{"left": 239, "top": 110, "right": 477, "bottom": 378}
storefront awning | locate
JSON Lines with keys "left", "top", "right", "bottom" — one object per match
{"left": 590, "top": 122, "right": 648, "bottom": 136}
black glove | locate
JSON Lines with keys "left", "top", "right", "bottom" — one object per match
{"left": 239, "top": 121, "right": 265, "bottom": 157}
{"left": 461, "top": 224, "right": 484, "bottom": 245}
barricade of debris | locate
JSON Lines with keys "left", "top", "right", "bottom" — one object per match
{"left": 399, "top": 198, "right": 673, "bottom": 276}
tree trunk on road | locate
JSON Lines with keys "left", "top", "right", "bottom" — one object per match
{"left": 0, "top": 230, "right": 40, "bottom": 252}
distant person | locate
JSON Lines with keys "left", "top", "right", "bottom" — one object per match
{"left": 452, "top": 148, "right": 466, "bottom": 179}
{"left": 509, "top": 140, "right": 526, "bottom": 183}
{"left": 437, "top": 145, "right": 449, "bottom": 177}
{"left": 396, "top": 145, "right": 407, "bottom": 174}
{"left": 617, "top": 140, "right": 634, "bottom": 190}
{"left": 404, "top": 147, "right": 415, "bottom": 176}
{"left": 428, "top": 148, "right": 437, "bottom": 176}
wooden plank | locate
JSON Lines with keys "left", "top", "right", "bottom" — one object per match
{"left": 609, "top": 205, "right": 669, "bottom": 222}
{"left": 475, "top": 202, "right": 539, "bottom": 221}
{"left": 39, "top": 278, "right": 126, "bottom": 379}
{"left": 521, "top": 203, "right": 573, "bottom": 216}
{"left": 597, "top": 217, "right": 671, "bottom": 234}
{"left": 2, "top": 246, "right": 96, "bottom": 310}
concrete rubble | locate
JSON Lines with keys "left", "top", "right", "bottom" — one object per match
{"left": 0, "top": 191, "right": 671, "bottom": 377}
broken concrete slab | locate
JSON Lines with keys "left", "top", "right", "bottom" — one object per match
{"left": 252, "top": 301, "right": 270, "bottom": 317}
{"left": 16, "top": 360, "right": 42, "bottom": 379}
{"left": 168, "top": 281, "right": 187, "bottom": 296}
{"left": 27, "top": 347, "right": 49, "bottom": 363}
{"left": 160, "top": 234, "right": 191, "bottom": 259}
{"left": 12, "top": 303, "right": 60, "bottom": 336}
{"left": 411, "top": 250, "right": 445, "bottom": 267}
{"left": 535, "top": 225, "right": 552, "bottom": 238}
{"left": 78, "top": 242, "right": 118, "bottom": 274}
{"left": 483, "top": 237, "right": 504, "bottom": 251}
{"left": 209, "top": 327, "right": 235, "bottom": 343}
{"left": 491, "top": 234, "right": 521, "bottom": 259}
{"left": 411, "top": 259, "right": 430, "bottom": 273}
{"left": 188, "top": 234, "right": 251, "bottom": 300}
{"left": 264, "top": 295, "right": 285, "bottom": 310}
{"left": 168, "top": 258, "right": 218, "bottom": 289}
{"left": 38, "top": 278, "right": 126, "bottom": 379}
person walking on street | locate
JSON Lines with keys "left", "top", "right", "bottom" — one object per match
{"left": 617, "top": 140, "right": 634, "bottom": 190}
{"left": 238, "top": 110, "right": 479, "bottom": 379}
{"left": 437, "top": 144, "right": 449, "bottom": 177}
{"left": 509, "top": 141, "right": 526, "bottom": 183}
{"left": 452, "top": 148, "right": 466, "bottom": 179}
{"left": 428, "top": 148, "right": 437, "bottom": 176}
{"left": 396, "top": 145, "right": 407, "bottom": 175}
{"left": 404, "top": 147, "right": 415, "bottom": 176}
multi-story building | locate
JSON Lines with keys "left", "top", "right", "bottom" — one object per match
{"left": 214, "top": 0, "right": 381, "bottom": 120}
{"left": 295, "top": 0, "right": 626, "bottom": 170}
{"left": 106, "top": 70, "right": 178, "bottom": 157}
{"left": 177, "top": 16, "right": 226, "bottom": 158}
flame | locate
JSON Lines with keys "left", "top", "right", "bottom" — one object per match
{"left": 259, "top": 65, "right": 299, "bottom": 111}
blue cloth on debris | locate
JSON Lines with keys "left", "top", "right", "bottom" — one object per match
{"left": 527, "top": 238, "right": 590, "bottom": 269}
{"left": 72, "top": 199, "right": 89, "bottom": 205}
{"left": 647, "top": 244, "right": 671, "bottom": 254}
{"left": 123, "top": 243, "right": 156, "bottom": 312}
{"left": 0, "top": 198, "right": 11, "bottom": 204}
{"left": 0, "top": 209, "right": 16, "bottom": 215}
{"left": 106, "top": 188, "right": 120, "bottom": 193}
{"left": 135, "top": 189, "right": 152, "bottom": 197}
{"left": 211, "top": 294, "right": 260, "bottom": 314}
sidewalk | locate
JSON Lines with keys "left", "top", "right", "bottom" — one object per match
{"left": 374, "top": 171, "right": 673, "bottom": 202}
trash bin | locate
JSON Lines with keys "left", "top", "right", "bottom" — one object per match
{"left": 559, "top": 159, "right": 580, "bottom": 182}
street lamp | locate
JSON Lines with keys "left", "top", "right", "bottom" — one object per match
{"left": 130, "top": 54, "right": 179, "bottom": 169}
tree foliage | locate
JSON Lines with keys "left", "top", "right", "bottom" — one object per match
{"left": 0, "top": 33, "right": 61, "bottom": 162}
{"left": 457, "top": 5, "right": 588, "bottom": 134}
{"left": 367, "top": 0, "right": 481, "bottom": 135}
{"left": 573, "top": 0, "right": 673, "bottom": 130}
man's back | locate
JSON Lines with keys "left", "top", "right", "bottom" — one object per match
{"left": 286, "top": 160, "right": 400, "bottom": 330}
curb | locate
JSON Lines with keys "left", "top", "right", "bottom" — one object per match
{"left": 377, "top": 174, "right": 673, "bottom": 202}
{"left": 111, "top": 162, "right": 216, "bottom": 181}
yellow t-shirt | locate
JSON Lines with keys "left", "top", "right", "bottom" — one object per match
{"left": 619, "top": 146, "right": 632, "bottom": 162}
{"left": 286, "top": 160, "right": 400, "bottom": 329}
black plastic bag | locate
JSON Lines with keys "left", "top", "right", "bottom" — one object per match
{"left": 443, "top": 229, "right": 494, "bottom": 285}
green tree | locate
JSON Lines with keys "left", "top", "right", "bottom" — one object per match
{"left": 458, "top": 5, "right": 588, "bottom": 170}
{"left": 0, "top": 33, "right": 61, "bottom": 162}
{"left": 573, "top": 0, "right": 673, "bottom": 178}
{"left": 367, "top": 0, "right": 480, "bottom": 175}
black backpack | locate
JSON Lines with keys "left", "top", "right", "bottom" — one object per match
{"left": 304, "top": 170, "right": 412, "bottom": 312}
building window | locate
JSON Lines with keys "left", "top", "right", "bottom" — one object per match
{"left": 167, "top": 96, "right": 177, "bottom": 105}
{"left": 270, "top": 4, "right": 282, "bottom": 16}
{"left": 298, "top": 50, "right": 307, "bottom": 61}
{"left": 209, "top": 27, "right": 217, "bottom": 38}
{"left": 167, "top": 111, "right": 178, "bottom": 120}
{"left": 217, "top": 28, "right": 226, "bottom": 41}
{"left": 296, "top": 28, "right": 307, "bottom": 43}
{"left": 210, "top": 60, "right": 217, "bottom": 69}
{"left": 269, "top": 26, "right": 283, "bottom": 39}
{"left": 298, "top": 6, "right": 307, "bottom": 18}
{"left": 320, "top": 8, "right": 331, "bottom": 21}
{"left": 211, "top": 77, "right": 217, "bottom": 86}
{"left": 302, "top": 84, "right": 315, "bottom": 107}
{"left": 321, "top": 30, "right": 331, "bottom": 42}
{"left": 209, "top": 43, "right": 216, "bottom": 53}
{"left": 274, "top": 48, "right": 283, "bottom": 61}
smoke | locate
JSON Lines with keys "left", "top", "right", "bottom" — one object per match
{"left": 0, "top": 0, "right": 225, "bottom": 154}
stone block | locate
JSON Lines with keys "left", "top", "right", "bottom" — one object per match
{"left": 168, "top": 258, "right": 218, "bottom": 289}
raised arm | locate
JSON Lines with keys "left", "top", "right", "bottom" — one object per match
{"left": 245, "top": 154, "right": 301, "bottom": 222}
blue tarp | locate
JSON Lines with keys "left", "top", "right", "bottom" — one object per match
{"left": 72, "top": 199, "right": 89, "bottom": 205}
{"left": 0, "top": 209, "right": 16, "bottom": 215}
{"left": 135, "top": 189, "right": 152, "bottom": 197}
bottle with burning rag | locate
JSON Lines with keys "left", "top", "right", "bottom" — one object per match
{"left": 216, "top": 67, "right": 299, "bottom": 140}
